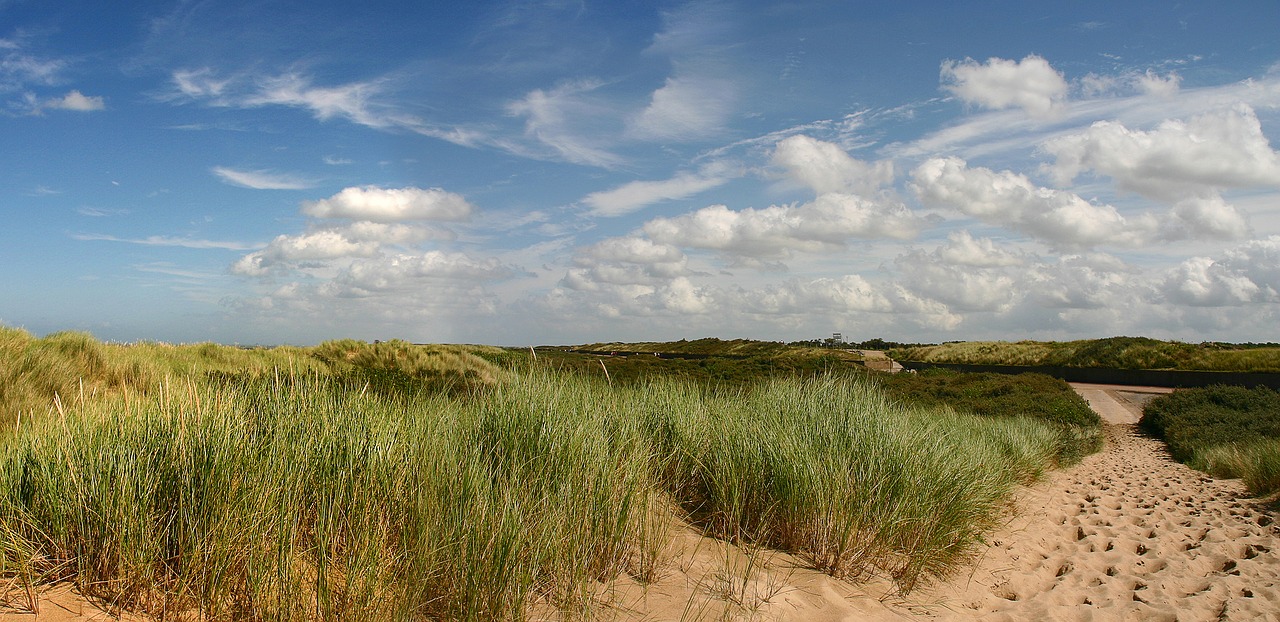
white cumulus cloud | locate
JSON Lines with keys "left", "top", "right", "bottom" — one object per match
{"left": 44, "top": 90, "right": 104, "bottom": 111}
{"left": 643, "top": 194, "right": 921, "bottom": 263}
{"left": 1136, "top": 70, "right": 1181, "bottom": 97}
{"left": 912, "top": 157, "right": 1154, "bottom": 249}
{"left": 894, "top": 250, "right": 1018, "bottom": 312}
{"left": 327, "top": 252, "right": 515, "bottom": 294}
{"left": 935, "top": 230, "right": 1024, "bottom": 267}
{"left": 231, "top": 222, "right": 442, "bottom": 277}
{"left": 940, "top": 55, "right": 1068, "bottom": 117}
{"left": 1160, "top": 236, "right": 1280, "bottom": 306}
{"left": 770, "top": 135, "right": 894, "bottom": 196}
{"left": 1024, "top": 253, "right": 1143, "bottom": 310}
{"left": 1044, "top": 104, "right": 1280, "bottom": 201}
{"left": 1164, "top": 195, "right": 1251, "bottom": 241}
{"left": 301, "top": 186, "right": 474, "bottom": 222}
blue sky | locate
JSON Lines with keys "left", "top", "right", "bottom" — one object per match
{"left": 3, "top": 0, "right": 1280, "bottom": 346}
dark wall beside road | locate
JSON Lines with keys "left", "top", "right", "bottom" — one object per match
{"left": 897, "top": 361, "right": 1280, "bottom": 390}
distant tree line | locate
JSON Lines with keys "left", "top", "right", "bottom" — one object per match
{"left": 789, "top": 337, "right": 935, "bottom": 350}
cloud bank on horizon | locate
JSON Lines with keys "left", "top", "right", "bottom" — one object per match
{"left": 2, "top": 1, "right": 1279, "bottom": 345}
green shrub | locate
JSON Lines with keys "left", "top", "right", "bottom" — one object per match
{"left": 1141, "top": 385, "right": 1280, "bottom": 496}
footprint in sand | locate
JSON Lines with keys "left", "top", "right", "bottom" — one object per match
{"left": 894, "top": 385, "right": 1280, "bottom": 622}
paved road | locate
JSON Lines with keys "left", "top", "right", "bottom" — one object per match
{"left": 1068, "top": 383, "right": 1173, "bottom": 425}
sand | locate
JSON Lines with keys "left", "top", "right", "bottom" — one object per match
{"left": 896, "top": 423, "right": 1280, "bottom": 620}
{"left": 5, "top": 385, "right": 1279, "bottom": 621}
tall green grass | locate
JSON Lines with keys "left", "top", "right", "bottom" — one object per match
{"left": 1, "top": 329, "right": 1101, "bottom": 619}
{"left": 875, "top": 370, "right": 1102, "bottom": 464}
{"left": 633, "top": 375, "right": 1066, "bottom": 590}
{"left": 0, "top": 327, "right": 504, "bottom": 434}
{"left": 1196, "top": 440, "right": 1280, "bottom": 498}
{"left": 1, "top": 372, "right": 663, "bottom": 620}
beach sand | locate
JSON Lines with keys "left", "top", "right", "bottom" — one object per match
{"left": 893, "top": 400, "right": 1280, "bottom": 620}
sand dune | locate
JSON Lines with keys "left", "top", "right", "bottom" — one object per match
{"left": 6, "top": 386, "right": 1279, "bottom": 621}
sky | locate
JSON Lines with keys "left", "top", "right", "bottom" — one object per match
{"left": 2, "top": 1, "right": 1280, "bottom": 346}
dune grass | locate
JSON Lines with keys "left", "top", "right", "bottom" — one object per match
{"left": 893, "top": 336, "right": 1280, "bottom": 372}
{"left": 1140, "top": 385, "right": 1280, "bottom": 497}
{"left": 1, "top": 372, "right": 664, "bottom": 620}
{"left": 874, "top": 370, "right": 1103, "bottom": 464}
{"left": 0, "top": 329, "right": 1100, "bottom": 619}
{"left": 0, "top": 327, "right": 506, "bottom": 435}
{"left": 1195, "top": 440, "right": 1280, "bottom": 498}
{"left": 635, "top": 375, "right": 1067, "bottom": 590}
{"left": 0, "top": 326, "right": 327, "bottom": 434}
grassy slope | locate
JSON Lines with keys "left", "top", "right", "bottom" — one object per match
{"left": 0, "top": 327, "right": 505, "bottom": 433}
{"left": 1, "top": 330, "right": 1103, "bottom": 620}
{"left": 892, "top": 336, "right": 1280, "bottom": 372}
{"left": 571, "top": 337, "right": 858, "bottom": 358}
{"left": 538, "top": 338, "right": 865, "bottom": 387}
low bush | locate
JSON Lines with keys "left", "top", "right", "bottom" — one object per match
{"left": 1140, "top": 385, "right": 1280, "bottom": 496}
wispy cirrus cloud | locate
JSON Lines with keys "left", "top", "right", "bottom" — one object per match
{"left": 76, "top": 206, "right": 130, "bottom": 217}
{"left": 626, "top": 2, "right": 738, "bottom": 143}
{"left": 0, "top": 38, "right": 63, "bottom": 91}
{"left": 169, "top": 67, "right": 525, "bottom": 158}
{"left": 72, "top": 233, "right": 256, "bottom": 250}
{"left": 627, "top": 75, "right": 733, "bottom": 141}
{"left": 894, "top": 67, "right": 1280, "bottom": 161}
{"left": 506, "top": 79, "right": 625, "bottom": 168}
{"left": 581, "top": 168, "right": 734, "bottom": 216}
{"left": 212, "top": 166, "right": 316, "bottom": 190}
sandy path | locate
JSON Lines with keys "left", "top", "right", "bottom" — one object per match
{"left": 896, "top": 387, "right": 1280, "bottom": 621}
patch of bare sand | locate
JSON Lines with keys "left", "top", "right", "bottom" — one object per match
{"left": 891, "top": 387, "right": 1280, "bottom": 621}
{"left": 0, "top": 584, "right": 150, "bottom": 622}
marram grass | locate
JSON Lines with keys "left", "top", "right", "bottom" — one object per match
{"left": 0, "top": 336, "right": 1095, "bottom": 619}
{"left": 633, "top": 375, "right": 1064, "bottom": 590}
{"left": 0, "top": 327, "right": 504, "bottom": 435}
{"left": 1, "top": 372, "right": 664, "bottom": 620}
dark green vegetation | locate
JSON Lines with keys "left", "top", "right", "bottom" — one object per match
{"left": 1140, "top": 386, "right": 1280, "bottom": 497}
{"left": 536, "top": 338, "right": 862, "bottom": 386}
{"left": 543, "top": 341, "right": 1102, "bottom": 463}
{"left": 789, "top": 337, "right": 934, "bottom": 350}
{"left": 893, "top": 336, "right": 1280, "bottom": 372}
{"left": 0, "top": 329, "right": 1103, "bottom": 620}
{"left": 878, "top": 369, "right": 1103, "bottom": 463}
